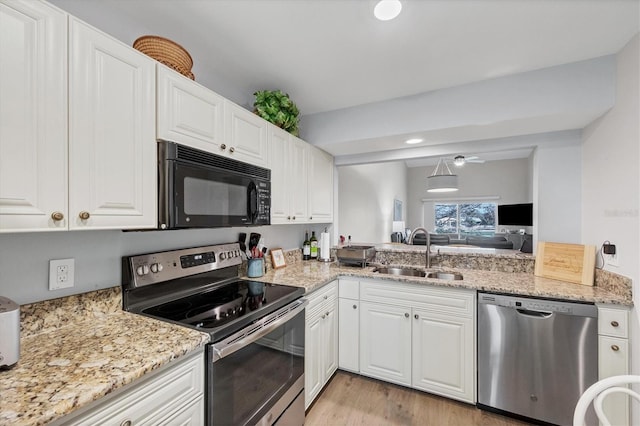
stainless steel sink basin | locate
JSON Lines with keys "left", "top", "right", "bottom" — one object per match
{"left": 372, "top": 267, "right": 426, "bottom": 277}
{"left": 426, "top": 271, "right": 464, "bottom": 281}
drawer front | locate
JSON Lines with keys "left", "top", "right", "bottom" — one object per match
{"left": 598, "top": 306, "right": 629, "bottom": 338}
{"left": 306, "top": 280, "right": 337, "bottom": 316}
{"left": 360, "top": 280, "right": 474, "bottom": 317}
{"left": 339, "top": 279, "right": 359, "bottom": 299}
{"left": 67, "top": 351, "right": 203, "bottom": 425}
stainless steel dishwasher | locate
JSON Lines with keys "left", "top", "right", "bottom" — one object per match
{"left": 477, "top": 292, "right": 598, "bottom": 426}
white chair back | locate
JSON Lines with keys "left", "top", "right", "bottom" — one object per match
{"left": 573, "top": 375, "right": 640, "bottom": 426}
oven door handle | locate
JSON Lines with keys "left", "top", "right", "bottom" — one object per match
{"left": 210, "top": 298, "right": 308, "bottom": 362}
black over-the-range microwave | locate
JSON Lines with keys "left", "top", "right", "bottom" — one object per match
{"left": 158, "top": 141, "right": 271, "bottom": 229}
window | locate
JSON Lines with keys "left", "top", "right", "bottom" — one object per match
{"left": 434, "top": 203, "right": 496, "bottom": 237}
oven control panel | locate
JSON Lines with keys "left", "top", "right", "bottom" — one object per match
{"left": 125, "top": 243, "right": 243, "bottom": 288}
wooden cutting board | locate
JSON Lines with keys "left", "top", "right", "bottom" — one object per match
{"left": 534, "top": 242, "right": 596, "bottom": 286}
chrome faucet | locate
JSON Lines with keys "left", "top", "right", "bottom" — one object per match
{"left": 408, "top": 227, "right": 431, "bottom": 268}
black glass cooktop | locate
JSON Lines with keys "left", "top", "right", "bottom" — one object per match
{"left": 142, "top": 279, "right": 303, "bottom": 341}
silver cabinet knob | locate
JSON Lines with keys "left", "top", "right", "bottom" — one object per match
{"left": 324, "top": 295, "right": 328, "bottom": 300}
{"left": 229, "top": 147, "right": 235, "bottom": 153}
{"left": 326, "top": 311, "right": 330, "bottom": 316}
{"left": 292, "top": 216, "right": 296, "bottom": 220}
{"left": 310, "top": 216, "right": 313, "bottom": 220}
{"left": 79, "top": 211, "right": 90, "bottom": 220}
{"left": 414, "top": 314, "right": 419, "bottom": 319}
{"left": 611, "top": 321, "right": 619, "bottom": 327}
{"left": 120, "top": 420, "right": 132, "bottom": 426}
{"left": 404, "top": 313, "right": 409, "bottom": 318}
{"left": 611, "top": 345, "right": 620, "bottom": 351}
{"left": 220, "top": 143, "right": 227, "bottom": 150}
{"left": 353, "top": 304, "right": 357, "bottom": 309}
{"left": 321, "top": 314, "right": 326, "bottom": 319}
{"left": 51, "top": 211, "right": 64, "bottom": 221}
{"left": 287, "top": 216, "right": 291, "bottom": 220}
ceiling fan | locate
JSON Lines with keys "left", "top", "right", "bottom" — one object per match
{"left": 452, "top": 155, "right": 485, "bottom": 166}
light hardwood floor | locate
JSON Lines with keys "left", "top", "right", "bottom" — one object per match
{"left": 305, "top": 371, "right": 533, "bottom": 426}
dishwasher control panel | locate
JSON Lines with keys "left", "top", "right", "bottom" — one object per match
{"left": 478, "top": 292, "right": 598, "bottom": 317}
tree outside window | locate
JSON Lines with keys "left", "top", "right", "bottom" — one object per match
{"left": 434, "top": 203, "right": 496, "bottom": 237}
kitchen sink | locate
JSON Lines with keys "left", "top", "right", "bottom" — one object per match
{"left": 372, "top": 267, "right": 426, "bottom": 277}
{"left": 426, "top": 271, "right": 464, "bottom": 281}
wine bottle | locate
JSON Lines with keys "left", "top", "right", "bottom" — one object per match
{"left": 303, "top": 231, "right": 311, "bottom": 260}
{"left": 310, "top": 231, "right": 318, "bottom": 259}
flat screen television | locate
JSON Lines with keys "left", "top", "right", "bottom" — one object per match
{"left": 498, "top": 203, "right": 533, "bottom": 226}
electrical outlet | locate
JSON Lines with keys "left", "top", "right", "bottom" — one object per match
{"left": 49, "top": 259, "right": 75, "bottom": 290}
{"left": 604, "top": 252, "right": 619, "bottom": 268}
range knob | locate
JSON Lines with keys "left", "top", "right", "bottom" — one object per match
{"left": 220, "top": 252, "right": 226, "bottom": 260}
{"left": 150, "top": 263, "right": 163, "bottom": 273}
{"left": 136, "top": 264, "right": 150, "bottom": 276}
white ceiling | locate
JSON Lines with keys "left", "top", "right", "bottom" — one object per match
{"left": 52, "top": 0, "right": 639, "bottom": 164}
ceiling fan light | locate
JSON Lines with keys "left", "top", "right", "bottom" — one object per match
{"left": 453, "top": 155, "right": 465, "bottom": 167}
{"left": 427, "top": 174, "right": 459, "bottom": 192}
{"left": 374, "top": 0, "right": 402, "bottom": 21}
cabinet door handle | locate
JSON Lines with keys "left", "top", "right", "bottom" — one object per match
{"left": 611, "top": 345, "right": 620, "bottom": 351}
{"left": 611, "top": 321, "right": 619, "bottom": 327}
{"left": 51, "top": 211, "right": 64, "bottom": 221}
{"left": 326, "top": 311, "right": 330, "bottom": 316}
{"left": 229, "top": 147, "right": 235, "bottom": 153}
{"left": 414, "top": 314, "right": 419, "bottom": 319}
{"left": 353, "top": 304, "right": 357, "bottom": 309}
{"left": 78, "top": 211, "right": 90, "bottom": 220}
{"left": 220, "top": 143, "right": 227, "bottom": 150}
{"left": 404, "top": 313, "right": 409, "bottom": 318}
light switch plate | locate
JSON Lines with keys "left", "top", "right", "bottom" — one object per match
{"left": 49, "top": 258, "right": 75, "bottom": 290}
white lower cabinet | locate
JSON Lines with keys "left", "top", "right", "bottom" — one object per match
{"left": 348, "top": 279, "right": 476, "bottom": 404}
{"left": 360, "top": 301, "right": 412, "bottom": 386}
{"left": 305, "top": 280, "right": 338, "bottom": 409}
{"left": 338, "top": 279, "right": 360, "bottom": 372}
{"left": 597, "top": 304, "right": 630, "bottom": 426}
{"left": 57, "top": 350, "right": 204, "bottom": 426}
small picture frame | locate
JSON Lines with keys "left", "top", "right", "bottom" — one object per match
{"left": 270, "top": 248, "right": 287, "bottom": 269}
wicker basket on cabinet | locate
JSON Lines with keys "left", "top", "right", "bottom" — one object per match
{"left": 133, "top": 35, "right": 195, "bottom": 80}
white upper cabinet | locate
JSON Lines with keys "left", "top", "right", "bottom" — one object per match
{"left": 269, "top": 127, "right": 308, "bottom": 224}
{"left": 157, "top": 64, "right": 225, "bottom": 153}
{"left": 224, "top": 100, "right": 269, "bottom": 167}
{"left": 0, "top": 0, "right": 68, "bottom": 232}
{"left": 307, "top": 145, "right": 334, "bottom": 223}
{"left": 69, "top": 18, "right": 156, "bottom": 230}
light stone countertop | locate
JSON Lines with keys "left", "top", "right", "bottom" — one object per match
{"left": 0, "top": 288, "right": 210, "bottom": 426}
{"left": 251, "top": 260, "right": 632, "bottom": 306}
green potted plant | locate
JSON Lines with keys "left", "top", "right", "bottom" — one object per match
{"left": 253, "top": 90, "right": 300, "bottom": 136}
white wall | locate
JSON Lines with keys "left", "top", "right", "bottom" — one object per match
{"left": 0, "top": 224, "right": 327, "bottom": 305}
{"left": 408, "top": 158, "right": 532, "bottom": 232}
{"left": 581, "top": 34, "right": 639, "bottom": 423}
{"left": 533, "top": 141, "right": 583, "bottom": 245}
{"left": 338, "top": 162, "right": 407, "bottom": 244}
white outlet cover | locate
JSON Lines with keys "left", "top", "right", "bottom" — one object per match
{"left": 49, "top": 258, "right": 75, "bottom": 290}
{"left": 604, "top": 253, "right": 619, "bottom": 268}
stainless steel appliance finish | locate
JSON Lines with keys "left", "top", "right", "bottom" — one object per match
{"left": 0, "top": 296, "right": 20, "bottom": 369}
{"left": 122, "top": 243, "right": 306, "bottom": 426}
{"left": 336, "top": 245, "right": 375, "bottom": 267}
{"left": 158, "top": 141, "right": 271, "bottom": 229}
{"left": 477, "top": 292, "right": 598, "bottom": 426}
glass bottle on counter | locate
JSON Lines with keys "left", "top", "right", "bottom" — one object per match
{"left": 303, "top": 231, "right": 311, "bottom": 260}
{"left": 310, "top": 231, "right": 318, "bottom": 259}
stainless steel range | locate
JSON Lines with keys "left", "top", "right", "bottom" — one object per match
{"left": 122, "top": 243, "right": 307, "bottom": 426}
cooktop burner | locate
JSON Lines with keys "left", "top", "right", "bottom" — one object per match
{"left": 142, "top": 279, "right": 302, "bottom": 339}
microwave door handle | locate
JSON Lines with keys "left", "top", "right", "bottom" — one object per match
{"left": 247, "top": 182, "right": 258, "bottom": 220}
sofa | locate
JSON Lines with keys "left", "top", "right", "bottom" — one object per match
{"left": 411, "top": 233, "right": 514, "bottom": 249}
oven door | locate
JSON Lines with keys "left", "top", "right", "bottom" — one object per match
{"left": 207, "top": 299, "right": 307, "bottom": 426}
{"left": 170, "top": 160, "right": 260, "bottom": 228}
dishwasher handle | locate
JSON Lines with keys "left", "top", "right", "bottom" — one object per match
{"left": 516, "top": 308, "right": 553, "bottom": 318}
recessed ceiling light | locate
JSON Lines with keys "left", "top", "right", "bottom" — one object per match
{"left": 374, "top": 0, "right": 402, "bottom": 21}
{"left": 405, "top": 138, "right": 423, "bottom": 145}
